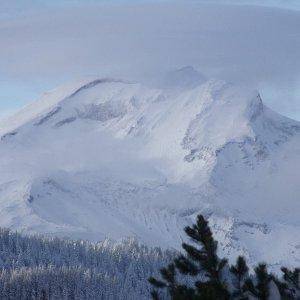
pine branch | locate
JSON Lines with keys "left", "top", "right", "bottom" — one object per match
{"left": 174, "top": 255, "right": 198, "bottom": 276}
{"left": 150, "top": 290, "right": 160, "bottom": 300}
{"left": 148, "top": 277, "right": 166, "bottom": 288}
{"left": 230, "top": 256, "right": 249, "bottom": 298}
{"left": 281, "top": 267, "right": 300, "bottom": 291}
{"left": 243, "top": 278, "right": 259, "bottom": 298}
{"left": 182, "top": 243, "right": 207, "bottom": 262}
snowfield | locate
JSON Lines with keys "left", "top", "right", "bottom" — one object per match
{"left": 0, "top": 69, "right": 299, "bottom": 272}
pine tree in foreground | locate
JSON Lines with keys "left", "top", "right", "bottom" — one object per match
{"left": 275, "top": 267, "right": 300, "bottom": 299}
{"left": 230, "top": 256, "right": 249, "bottom": 299}
{"left": 149, "top": 215, "right": 230, "bottom": 300}
{"left": 243, "top": 264, "right": 271, "bottom": 300}
{"left": 149, "top": 214, "right": 299, "bottom": 300}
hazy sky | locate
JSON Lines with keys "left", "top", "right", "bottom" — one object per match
{"left": 0, "top": 0, "right": 300, "bottom": 120}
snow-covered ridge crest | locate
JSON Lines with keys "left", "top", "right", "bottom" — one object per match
{"left": 1, "top": 76, "right": 298, "bottom": 148}
{"left": 0, "top": 76, "right": 299, "bottom": 184}
{"left": 0, "top": 76, "right": 299, "bottom": 182}
{"left": 0, "top": 75, "right": 299, "bottom": 272}
{"left": 0, "top": 78, "right": 130, "bottom": 136}
{"left": 183, "top": 87, "right": 299, "bottom": 168}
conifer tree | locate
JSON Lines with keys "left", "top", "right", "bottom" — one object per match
{"left": 149, "top": 215, "right": 230, "bottom": 299}
{"left": 275, "top": 267, "right": 300, "bottom": 299}
{"left": 148, "top": 214, "right": 300, "bottom": 300}
{"left": 243, "top": 264, "right": 271, "bottom": 300}
{"left": 149, "top": 262, "right": 196, "bottom": 299}
{"left": 230, "top": 256, "right": 249, "bottom": 299}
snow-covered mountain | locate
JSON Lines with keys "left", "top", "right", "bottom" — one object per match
{"left": 0, "top": 71, "right": 299, "bottom": 271}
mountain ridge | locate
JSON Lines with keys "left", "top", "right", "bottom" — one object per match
{"left": 0, "top": 75, "right": 299, "bottom": 272}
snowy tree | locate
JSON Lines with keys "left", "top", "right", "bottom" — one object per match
{"left": 0, "top": 228, "right": 170, "bottom": 299}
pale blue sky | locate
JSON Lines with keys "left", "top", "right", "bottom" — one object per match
{"left": 1, "top": 0, "right": 300, "bottom": 120}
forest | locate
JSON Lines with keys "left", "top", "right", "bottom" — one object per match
{"left": 0, "top": 228, "right": 169, "bottom": 299}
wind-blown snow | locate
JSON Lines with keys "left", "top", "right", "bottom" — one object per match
{"left": 0, "top": 72, "right": 299, "bottom": 272}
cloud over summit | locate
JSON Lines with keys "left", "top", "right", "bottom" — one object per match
{"left": 0, "top": 1, "right": 299, "bottom": 119}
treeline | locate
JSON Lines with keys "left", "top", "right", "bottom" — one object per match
{"left": 0, "top": 228, "right": 170, "bottom": 299}
{"left": 149, "top": 215, "right": 300, "bottom": 300}
{"left": 0, "top": 218, "right": 298, "bottom": 299}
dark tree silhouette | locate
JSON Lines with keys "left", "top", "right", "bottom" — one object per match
{"left": 149, "top": 215, "right": 230, "bottom": 299}
{"left": 243, "top": 264, "right": 271, "bottom": 300}
{"left": 149, "top": 214, "right": 299, "bottom": 300}
{"left": 275, "top": 267, "right": 300, "bottom": 299}
{"left": 230, "top": 256, "right": 249, "bottom": 299}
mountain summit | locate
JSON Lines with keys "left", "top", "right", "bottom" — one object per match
{"left": 0, "top": 77, "right": 299, "bottom": 272}
{"left": 159, "top": 66, "right": 206, "bottom": 89}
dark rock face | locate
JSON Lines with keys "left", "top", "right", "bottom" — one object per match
{"left": 34, "top": 107, "right": 61, "bottom": 126}
{"left": 1, "top": 131, "right": 17, "bottom": 141}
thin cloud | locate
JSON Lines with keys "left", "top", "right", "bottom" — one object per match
{"left": 0, "top": 1, "right": 299, "bottom": 119}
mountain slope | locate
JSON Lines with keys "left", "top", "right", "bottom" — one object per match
{"left": 0, "top": 77, "right": 299, "bottom": 271}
